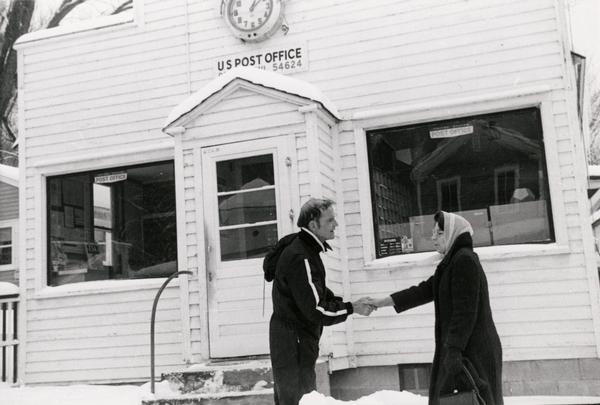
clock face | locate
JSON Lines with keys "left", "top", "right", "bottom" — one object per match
{"left": 224, "top": 0, "right": 284, "bottom": 42}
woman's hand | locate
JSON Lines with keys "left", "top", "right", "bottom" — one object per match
{"left": 371, "top": 296, "right": 394, "bottom": 308}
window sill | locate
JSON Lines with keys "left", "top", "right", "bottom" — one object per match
{"left": 33, "top": 277, "right": 180, "bottom": 300}
{"left": 364, "top": 243, "right": 570, "bottom": 270}
{"left": 0, "top": 266, "right": 17, "bottom": 272}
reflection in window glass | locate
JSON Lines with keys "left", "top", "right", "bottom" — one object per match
{"left": 220, "top": 224, "right": 279, "bottom": 261}
{"left": 216, "top": 154, "right": 275, "bottom": 192}
{"left": 0, "top": 227, "right": 12, "bottom": 265}
{"left": 367, "top": 108, "right": 554, "bottom": 258}
{"left": 216, "top": 154, "right": 278, "bottom": 262}
{"left": 218, "top": 190, "right": 276, "bottom": 226}
{"left": 47, "top": 161, "right": 177, "bottom": 286}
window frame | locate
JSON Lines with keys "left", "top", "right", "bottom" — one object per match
{"left": 494, "top": 164, "right": 520, "bottom": 205}
{"left": 0, "top": 219, "right": 18, "bottom": 272}
{"left": 30, "top": 143, "right": 175, "bottom": 297}
{"left": 353, "top": 87, "right": 569, "bottom": 267}
{"left": 436, "top": 175, "right": 462, "bottom": 212}
{"left": 45, "top": 159, "right": 177, "bottom": 287}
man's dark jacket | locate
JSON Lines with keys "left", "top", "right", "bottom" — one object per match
{"left": 391, "top": 233, "right": 503, "bottom": 405}
{"left": 265, "top": 228, "right": 353, "bottom": 337}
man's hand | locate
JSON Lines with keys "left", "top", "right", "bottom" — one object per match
{"left": 352, "top": 297, "right": 376, "bottom": 316}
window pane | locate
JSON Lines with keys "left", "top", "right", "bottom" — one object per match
{"left": 220, "top": 224, "right": 278, "bottom": 261}
{"left": 367, "top": 107, "right": 554, "bottom": 258}
{"left": 0, "top": 247, "right": 11, "bottom": 265}
{"left": 47, "top": 162, "right": 177, "bottom": 286}
{"left": 218, "top": 189, "right": 277, "bottom": 226}
{"left": 0, "top": 227, "right": 10, "bottom": 245}
{"left": 216, "top": 154, "right": 274, "bottom": 192}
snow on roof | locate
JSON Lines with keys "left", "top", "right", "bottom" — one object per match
{"left": 163, "top": 67, "right": 340, "bottom": 132}
{"left": 14, "top": 12, "right": 132, "bottom": 48}
{"left": 0, "top": 164, "right": 18, "bottom": 187}
{"left": 0, "top": 282, "right": 18, "bottom": 297}
{"left": 589, "top": 165, "right": 600, "bottom": 178}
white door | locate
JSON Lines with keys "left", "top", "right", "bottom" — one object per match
{"left": 202, "top": 137, "right": 294, "bottom": 358}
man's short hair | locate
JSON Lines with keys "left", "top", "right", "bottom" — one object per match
{"left": 297, "top": 198, "right": 335, "bottom": 228}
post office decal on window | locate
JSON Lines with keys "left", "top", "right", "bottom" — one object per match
{"left": 429, "top": 125, "right": 473, "bottom": 139}
{"left": 94, "top": 173, "right": 127, "bottom": 184}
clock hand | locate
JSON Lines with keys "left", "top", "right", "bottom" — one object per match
{"left": 249, "top": 0, "right": 262, "bottom": 12}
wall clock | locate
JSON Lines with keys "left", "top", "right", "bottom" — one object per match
{"left": 222, "top": 0, "right": 285, "bottom": 42}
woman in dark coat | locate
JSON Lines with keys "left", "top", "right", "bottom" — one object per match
{"left": 371, "top": 211, "right": 503, "bottom": 405}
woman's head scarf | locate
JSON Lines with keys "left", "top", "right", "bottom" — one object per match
{"left": 438, "top": 211, "right": 474, "bottom": 254}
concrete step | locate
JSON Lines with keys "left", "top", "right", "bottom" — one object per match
{"left": 142, "top": 389, "right": 274, "bottom": 405}
{"left": 163, "top": 358, "right": 274, "bottom": 394}
{"left": 142, "top": 357, "right": 330, "bottom": 405}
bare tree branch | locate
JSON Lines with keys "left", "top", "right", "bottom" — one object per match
{"left": 111, "top": 0, "right": 133, "bottom": 15}
{"left": 0, "top": 0, "right": 35, "bottom": 147}
{"left": 47, "top": 0, "right": 88, "bottom": 28}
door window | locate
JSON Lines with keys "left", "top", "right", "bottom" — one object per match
{"left": 216, "top": 154, "right": 278, "bottom": 261}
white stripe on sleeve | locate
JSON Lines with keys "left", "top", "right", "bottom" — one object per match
{"left": 304, "top": 259, "right": 348, "bottom": 317}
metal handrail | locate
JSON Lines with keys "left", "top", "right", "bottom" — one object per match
{"left": 150, "top": 271, "right": 192, "bottom": 394}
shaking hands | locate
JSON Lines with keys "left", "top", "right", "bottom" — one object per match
{"left": 351, "top": 296, "right": 393, "bottom": 316}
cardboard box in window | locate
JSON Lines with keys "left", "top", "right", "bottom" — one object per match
{"left": 410, "top": 215, "right": 435, "bottom": 252}
{"left": 489, "top": 200, "right": 550, "bottom": 244}
{"left": 454, "top": 208, "right": 491, "bottom": 247}
{"left": 410, "top": 209, "right": 491, "bottom": 252}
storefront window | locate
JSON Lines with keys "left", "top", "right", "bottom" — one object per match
{"left": 367, "top": 107, "right": 554, "bottom": 258}
{"left": 47, "top": 161, "right": 177, "bottom": 286}
{"left": 0, "top": 226, "right": 13, "bottom": 267}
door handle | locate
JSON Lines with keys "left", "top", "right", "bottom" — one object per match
{"left": 208, "top": 272, "right": 213, "bottom": 282}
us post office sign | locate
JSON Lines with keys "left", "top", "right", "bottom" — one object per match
{"left": 215, "top": 43, "right": 308, "bottom": 76}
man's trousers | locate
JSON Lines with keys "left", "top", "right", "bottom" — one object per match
{"left": 269, "top": 315, "right": 321, "bottom": 405}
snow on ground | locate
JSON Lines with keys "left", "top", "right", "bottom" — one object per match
{"left": 2, "top": 383, "right": 600, "bottom": 405}
{"left": 0, "top": 381, "right": 175, "bottom": 405}
{"left": 301, "top": 391, "right": 600, "bottom": 405}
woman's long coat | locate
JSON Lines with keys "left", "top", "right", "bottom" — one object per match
{"left": 391, "top": 233, "right": 503, "bottom": 405}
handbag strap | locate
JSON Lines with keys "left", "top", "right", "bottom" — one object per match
{"left": 461, "top": 364, "right": 487, "bottom": 405}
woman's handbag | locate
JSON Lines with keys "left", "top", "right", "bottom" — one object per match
{"left": 439, "top": 363, "right": 486, "bottom": 405}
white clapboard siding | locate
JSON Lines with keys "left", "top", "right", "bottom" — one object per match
{"left": 23, "top": 285, "right": 184, "bottom": 384}
{"left": 317, "top": 113, "right": 347, "bottom": 356}
{"left": 181, "top": 149, "right": 205, "bottom": 362}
